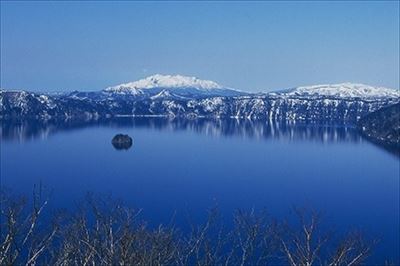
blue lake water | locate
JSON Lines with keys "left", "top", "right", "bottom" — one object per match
{"left": 1, "top": 118, "right": 399, "bottom": 262}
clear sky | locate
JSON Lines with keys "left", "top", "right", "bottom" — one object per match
{"left": 1, "top": 1, "right": 399, "bottom": 92}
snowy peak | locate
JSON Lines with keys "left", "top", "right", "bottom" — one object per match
{"left": 103, "top": 74, "right": 245, "bottom": 98}
{"left": 150, "top": 89, "right": 179, "bottom": 100}
{"left": 280, "top": 83, "right": 399, "bottom": 99}
{"left": 105, "top": 74, "right": 224, "bottom": 92}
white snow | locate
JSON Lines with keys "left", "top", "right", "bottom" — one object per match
{"left": 280, "top": 83, "right": 400, "bottom": 99}
{"left": 105, "top": 74, "right": 224, "bottom": 92}
{"left": 106, "top": 77, "right": 398, "bottom": 100}
{"left": 150, "top": 89, "right": 173, "bottom": 100}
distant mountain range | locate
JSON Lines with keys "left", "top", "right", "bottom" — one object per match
{"left": 1, "top": 74, "right": 399, "bottom": 124}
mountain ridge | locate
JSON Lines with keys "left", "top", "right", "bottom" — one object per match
{"left": 2, "top": 75, "right": 399, "bottom": 99}
{"left": 105, "top": 74, "right": 225, "bottom": 91}
{"left": 103, "top": 74, "right": 245, "bottom": 98}
{"left": 1, "top": 75, "right": 399, "bottom": 124}
{"left": 278, "top": 82, "right": 399, "bottom": 99}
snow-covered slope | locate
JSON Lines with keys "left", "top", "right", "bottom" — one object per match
{"left": 278, "top": 83, "right": 399, "bottom": 99}
{"left": 108, "top": 74, "right": 223, "bottom": 90}
{"left": 2, "top": 79, "right": 399, "bottom": 123}
{"left": 104, "top": 74, "right": 244, "bottom": 97}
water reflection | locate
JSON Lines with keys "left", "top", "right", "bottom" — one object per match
{"left": 1, "top": 117, "right": 364, "bottom": 143}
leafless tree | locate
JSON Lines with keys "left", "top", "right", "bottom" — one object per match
{"left": 227, "top": 209, "right": 277, "bottom": 266}
{"left": 328, "top": 231, "right": 372, "bottom": 266}
{"left": 278, "top": 207, "right": 372, "bottom": 266}
{"left": 52, "top": 194, "right": 180, "bottom": 265}
{"left": 0, "top": 185, "right": 58, "bottom": 265}
{"left": 0, "top": 191, "right": 381, "bottom": 265}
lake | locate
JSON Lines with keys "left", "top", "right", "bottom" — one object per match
{"left": 1, "top": 118, "right": 399, "bottom": 263}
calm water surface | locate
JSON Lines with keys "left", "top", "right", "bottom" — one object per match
{"left": 1, "top": 118, "right": 399, "bottom": 262}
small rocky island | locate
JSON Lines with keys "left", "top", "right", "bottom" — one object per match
{"left": 112, "top": 134, "right": 133, "bottom": 150}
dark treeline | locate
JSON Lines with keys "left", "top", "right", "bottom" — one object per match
{"left": 358, "top": 103, "right": 400, "bottom": 155}
{"left": 1, "top": 188, "right": 392, "bottom": 266}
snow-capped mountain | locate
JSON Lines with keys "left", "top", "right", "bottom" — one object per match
{"left": 107, "top": 74, "right": 223, "bottom": 90}
{"left": 1, "top": 79, "right": 399, "bottom": 124}
{"left": 104, "top": 74, "right": 245, "bottom": 98}
{"left": 276, "top": 83, "right": 400, "bottom": 100}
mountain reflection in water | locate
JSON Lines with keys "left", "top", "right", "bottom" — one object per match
{"left": 1, "top": 117, "right": 367, "bottom": 145}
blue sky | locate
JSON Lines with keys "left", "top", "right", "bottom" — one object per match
{"left": 1, "top": 1, "right": 399, "bottom": 92}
